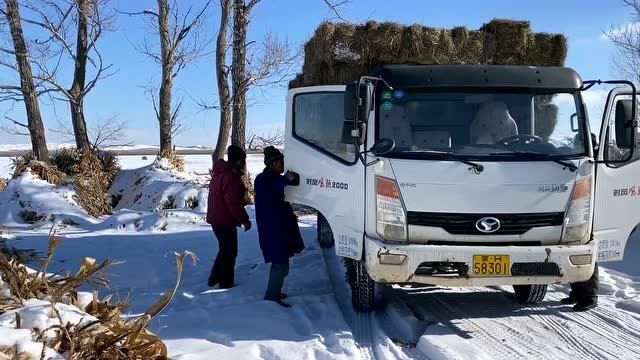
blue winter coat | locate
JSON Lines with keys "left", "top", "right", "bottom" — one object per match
{"left": 254, "top": 169, "right": 305, "bottom": 264}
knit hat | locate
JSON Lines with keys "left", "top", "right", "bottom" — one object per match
{"left": 227, "top": 145, "right": 246, "bottom": 163}
{"left": 263, "top": 146, "right": 284, "bottom": 165}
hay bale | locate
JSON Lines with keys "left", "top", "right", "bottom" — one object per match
{"left": 481, "top": 19, "right": 531, "bottom": 65}
{"left": 291, "top": 19, "right": 568, "bottom": 88}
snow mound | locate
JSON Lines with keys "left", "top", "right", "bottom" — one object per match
{"left": 110, "top": 158, "right": 209, "bottom": 213}
{"left": 0, "top": 170, "right": 95, "bottom": 228}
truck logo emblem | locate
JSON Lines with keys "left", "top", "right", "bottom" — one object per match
{"left": 476, "top": 217, "right": 501, "bottom": 233}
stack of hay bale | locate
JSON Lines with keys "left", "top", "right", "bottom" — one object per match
{"left": 290, "top": 19, "right": 567, "bottom": 88}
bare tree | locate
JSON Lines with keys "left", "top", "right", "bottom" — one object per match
{"left": 51, "top": 115, "right": 130, "bottom": 149}
{"left": 123, "top": 0, "right": 211, "bottom": 155}
{"left": 212, "top": 0, "right": 232, "bottom": 161}
{"left": 246, "top": 128, "right": 283, "bottom": 151}
{"left": 210, "top": 0, "right": 348, "bottom": 160}
{"left": 607, "top": 0, "right": 640, "bottom": 83}
{"left": 230, "top": 1, "right": 298, "bottom": 149}
{"left": 19, "top": 0, "right": 115, "bottom": 153}
{"left": 0, "top": 0, "right": 49, "bottom": 161}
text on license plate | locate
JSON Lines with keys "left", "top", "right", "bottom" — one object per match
{"left": 472, "top": 255, "right": 511, "bottom": 276}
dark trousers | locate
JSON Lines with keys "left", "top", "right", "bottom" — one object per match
{"left": 570, "top": 263, "right": 599, "bottom": 301}
{"left": 265, "top": 263, "right": 289, "bottom": 300}
{"left": 209, "top": 226, "right": 238, "bottom": 288}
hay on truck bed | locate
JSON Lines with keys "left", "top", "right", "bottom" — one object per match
{"left": 289, "top": 19, "right": 567, "bottom": 88}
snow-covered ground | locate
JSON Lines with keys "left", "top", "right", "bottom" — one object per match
{"left": 1, "top": 159, "right": 639, "bottom": 359}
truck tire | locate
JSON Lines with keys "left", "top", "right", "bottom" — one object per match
{"left": 513, "top": 284, "right": 548, "bottom": 304}
{"left": 317, "top": 213, "right": 335, "bottom": 248}
{"left": 345, "top": 258, "right": 384, "bottom": 312}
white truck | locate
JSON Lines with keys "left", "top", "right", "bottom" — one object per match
{"left": 284, "top": 64, "right": 639, "bottom": 312}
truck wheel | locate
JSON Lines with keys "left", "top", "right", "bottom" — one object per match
{"left": 513, "top": 284, "right": 548, "bottom": 304}
{"left": 317, "top": 213, "right": 334, "bottom": 248}
{"left": 345, "top": 258, "right": 384, "bottom": 312}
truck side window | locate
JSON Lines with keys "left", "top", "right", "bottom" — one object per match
{"left": 603, "top": 94, "right": 639, "bottom": 165}
{"left": 293, "top": 92, "right": 357, "bottom": 163}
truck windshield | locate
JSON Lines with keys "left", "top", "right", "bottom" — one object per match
{"left": 378, "top": 91, "right": 588, "bottom": 159}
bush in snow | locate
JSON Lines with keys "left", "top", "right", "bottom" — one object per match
{"left": 184, "top": 196, "right": 199, "bottom": 209}
{"left": 18, "top": 210, "right": 45, "bottom": 225}
{"left": 159, "top": 195, "right": 176, "bottom": 210}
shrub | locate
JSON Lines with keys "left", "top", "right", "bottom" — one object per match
{"left": 0, "top": 178, "right": 6, "bottom": 192}
{"left": 184, "top": 196, "right": 199, "bottom": 209}
{"left": 19, "top": 210, "right": 45, "bottom": 224}
{"left": 159, "top": 195, "right": 176, "bottom": 210}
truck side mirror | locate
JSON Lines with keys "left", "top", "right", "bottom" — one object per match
{"left": 344, "top": 82, "right": 372, "bottom": 123}
{"left": 370, "top": 138, "right": 395, "bottom": 156}
{"left": 615, "top": 99, "right": 635, "bottom": 149}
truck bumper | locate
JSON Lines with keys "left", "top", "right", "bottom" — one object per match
{"left": 363, "top": 236, "right": 596, "bottom": 286}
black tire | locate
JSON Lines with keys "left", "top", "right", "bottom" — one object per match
{"left": 345, "top": 258, "right": 384, "bottom": 312}
{"left": 513, "top": 284, "right": 548, "bottom": 304}
{"left": 317, "top": 213, "right": 335, "bottom": 248}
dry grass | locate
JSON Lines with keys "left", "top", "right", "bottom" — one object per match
{"left": 290, "top": 19, "right": 568, "bottom": 88}
{"left": 160, "top": 150, "right": 185, "bottom": 172}
{"left": 0, "top": 227, "right": 196, "bottom": 360}
{"left": 0, "top": 179, "right": 6, "bottom": 192}
{"left": 12, "top": 150, "right": 121, "bottom": 218}
{"left": 12, "top": 155, "right": 65, "bottom": 186}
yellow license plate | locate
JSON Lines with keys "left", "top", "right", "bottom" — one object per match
{"left": 472, "top": 255, "right": 511, "bottom": 276}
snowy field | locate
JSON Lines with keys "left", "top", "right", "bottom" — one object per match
{"left": 0, "top": 157, "right": 639, "bottom": 359}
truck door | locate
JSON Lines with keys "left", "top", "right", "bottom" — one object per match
{"left": 284, "top": 86, "right": 366, "bottom": 260}
{"left": 593, "top": 86, "right": 640, "bottom": 262}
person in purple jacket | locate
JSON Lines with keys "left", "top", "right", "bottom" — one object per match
{"left": 254, "top": 146, "right": 304, "bottom": 308}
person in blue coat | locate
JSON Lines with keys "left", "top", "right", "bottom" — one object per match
{"left": 254, "top": 146, "right": 305, "bottom": 308}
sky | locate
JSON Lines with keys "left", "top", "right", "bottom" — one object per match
{"left": 0, "top": 0, "right": 632, "bottom": 147}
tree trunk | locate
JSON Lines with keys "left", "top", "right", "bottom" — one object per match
{"left": 212, "top": 0, "right": 233, "bottom": 162}
{"left": 68, "top": 0, "right": 92, "bottom": 152}
{"left": 157, "top": 0, "right": 173, "bottom": 154}
{"left": 4, "top": 0, "right": 49, "bottom": 161}
{"left": 231, "top": 0, "right": 248, "bottom": 149}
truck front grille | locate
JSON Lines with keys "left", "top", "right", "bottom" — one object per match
{"left": 407, "top": 212, "right": 564, "bottom": 236}
{"left": 511, "top": 262, "right": 561, "bottom": 276}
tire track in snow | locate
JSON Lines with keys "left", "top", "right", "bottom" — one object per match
{"left": 320, "top": 248, "right": 405, "bottom": 360}
{"left": 401, "top": 288, "right": 540, "bottom": 359}
{"left": 529, "top": 307, "right": 605, "bottom": 360}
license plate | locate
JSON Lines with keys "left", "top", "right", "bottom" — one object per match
{"left": 472, "top": 255, "right": 511, "bottom": 276}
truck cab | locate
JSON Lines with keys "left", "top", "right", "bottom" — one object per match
{"left": 284, "top": 65, "right": 640, "bottom": 312}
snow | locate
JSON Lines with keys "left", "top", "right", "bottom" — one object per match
{"left": 1, "top": 158, "right": 639, "bottom": 359}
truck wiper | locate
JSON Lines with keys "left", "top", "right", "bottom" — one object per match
{"left": 411, "top": 149, "right": 484, "bottom": 173}
{"left": 489, "top": 151, "right": 578, "bottom": 172}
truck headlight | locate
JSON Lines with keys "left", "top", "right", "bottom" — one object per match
{"left": 561, "top": 177, "right": 592, "bottom": 243}
{"left": 376, "top": 176, "right": 407, "bottom": 243}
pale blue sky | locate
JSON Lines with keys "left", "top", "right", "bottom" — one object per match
{"left": 0, "top": 0, "right": 631, "bottom": 146}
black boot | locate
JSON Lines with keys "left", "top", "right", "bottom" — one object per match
{"left": 573, "top": 298, "right": 597, "bottom": 312}
{"left": 560, "top": 296, "right": 577, "bottom": 305}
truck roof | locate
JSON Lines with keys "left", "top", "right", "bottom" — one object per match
{"left": 369, "top": 64, "right": 582, "bottom": 92}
